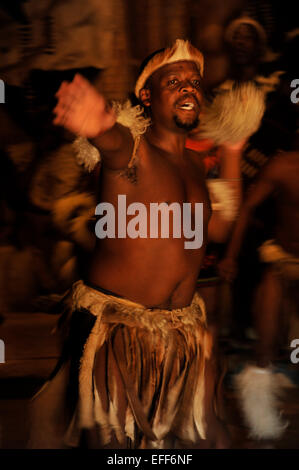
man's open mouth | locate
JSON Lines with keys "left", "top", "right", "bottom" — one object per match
{"left": 176, "top": 96, "right": 199, "bottom": 112}
{"left": 178, "top": 102, "right": 196, "bottom": 110}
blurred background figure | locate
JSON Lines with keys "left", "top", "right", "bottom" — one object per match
{"left": 219, "top": 145, "right": 299, "bottom": 367}
{"left": 218, "top": 63, "right": 299, "bottom": 439}
{"left": 185, "top": 14, "right": 281, "bottom": 338}
{"left": 191, "top": 14, "right": 298, "bottom": 343}
{"left": 218, "top": 143, "right": 299, "bottom": 441}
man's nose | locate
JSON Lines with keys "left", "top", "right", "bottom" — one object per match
{"left": 179, "top": 80, "right": 194, "bottom": 93}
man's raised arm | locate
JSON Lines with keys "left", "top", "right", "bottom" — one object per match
{"left": 53, "top": 74, "right": 134, "bottom": 170}
{"left": 218, "top": 155, "right": 283, "bottom": 281}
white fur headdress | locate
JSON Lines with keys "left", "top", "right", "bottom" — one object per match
{"left": 134, "top": 39, "right": 204, "bottom": 98}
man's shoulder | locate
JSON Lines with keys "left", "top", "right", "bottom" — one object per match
{"left": 280, "top": 151, "right": 299, "bottom": 175}
{"left": 268, "top": 151, "right": 298, "bottom": 169}
{"left": 261, "top": 151, "right": 298, "bottom": 184}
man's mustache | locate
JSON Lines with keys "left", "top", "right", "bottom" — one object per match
{"left": 175, "top": 94, "right": 201, "bottom": 108}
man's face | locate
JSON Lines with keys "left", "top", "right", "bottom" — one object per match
{"left": 231, "top": 24, "right": 259, "bottom": 65}
{"left": 142, "top": 61, "right": 203, "bottom": 133}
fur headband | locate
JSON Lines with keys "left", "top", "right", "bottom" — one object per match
{"left": 135, "top": 39, "right": 204, "bottom": 98}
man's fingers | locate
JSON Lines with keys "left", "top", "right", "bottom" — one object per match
{"left": 74, "top": 73, "right": 90, "bottom": 90}
{"left": 54, "top": 83, "right": 85, "bottom": 122}
{"left": 53, "top": 113, "right": 64, "bottom": 125}
{"left": 53, "top": 106, "right": 75, "bottom": 128}
{"left": 53, "top": 106, "right": 69, "bottom": 125}
{"left": 55, "top": 74, "right": 91, "bottom": 102}
{"left": 53, "top": 101, "right": 72, "bottom": 125}
{"left": 53, "top": 74, "right": 102, "bottom": 135}
{"left": 56, "top": 79, "right": 85, "bottom": 103}
{"left": 53, "top": 103, "right": 70, "bottom": 118}
{"left": 55, "top": 81, "right": 70, "bottom": 97}
{"left": 56, "top": 92, "right": 78, "bottom": 112}
{"left": 53, "top": 110, "right": 73, "bottom": 129}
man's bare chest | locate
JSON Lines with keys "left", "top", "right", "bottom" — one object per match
{"left": 97, "top": 144, "right": 210, "bottom": 249}
{"left": 108, "top": 144, "right": 208, "bottom": 207}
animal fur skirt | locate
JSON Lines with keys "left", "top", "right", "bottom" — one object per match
{"left": 28, "top": 280, "right": 214, "bottom": 449}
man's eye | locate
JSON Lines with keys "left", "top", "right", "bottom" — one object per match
{"left": 192, "top": 79, "right": 201, "bottom": 88}
{"left": 167, "top": 78, "right": 178, "bottom": 86}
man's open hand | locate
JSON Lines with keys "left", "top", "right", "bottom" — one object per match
{"left": 53, "top": 74, "right": 116, "bottom": 138}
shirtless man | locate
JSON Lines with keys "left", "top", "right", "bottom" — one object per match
{"left": 54, "top": 49, "right": 240, "bottom": 309}
{"left": 30, "top": 40, "right": 242, "bottom": 449}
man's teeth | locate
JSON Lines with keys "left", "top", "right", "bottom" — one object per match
{"left": 179, "top": 103, "right": 194, "bottom": 110}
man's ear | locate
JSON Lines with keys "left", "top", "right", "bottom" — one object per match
{"left": 139, "top": 88, "right": 151, "bottom": 107}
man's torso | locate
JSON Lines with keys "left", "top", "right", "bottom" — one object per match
{"left": 88, "top": 135, "right": 211, "bottom": 308}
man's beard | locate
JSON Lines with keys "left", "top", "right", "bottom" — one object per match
{"left": 174, "top": 114, "right": 199, "bottom": 132}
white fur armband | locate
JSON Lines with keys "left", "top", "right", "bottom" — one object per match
{"left": 73, "top": 137, "right": 101, "bottom": 172}
{"left": 73, "top": 101, "right": 151, "bottom": 172}
{"left": 207, "top": 179, "right": 240, "bottom": 222}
